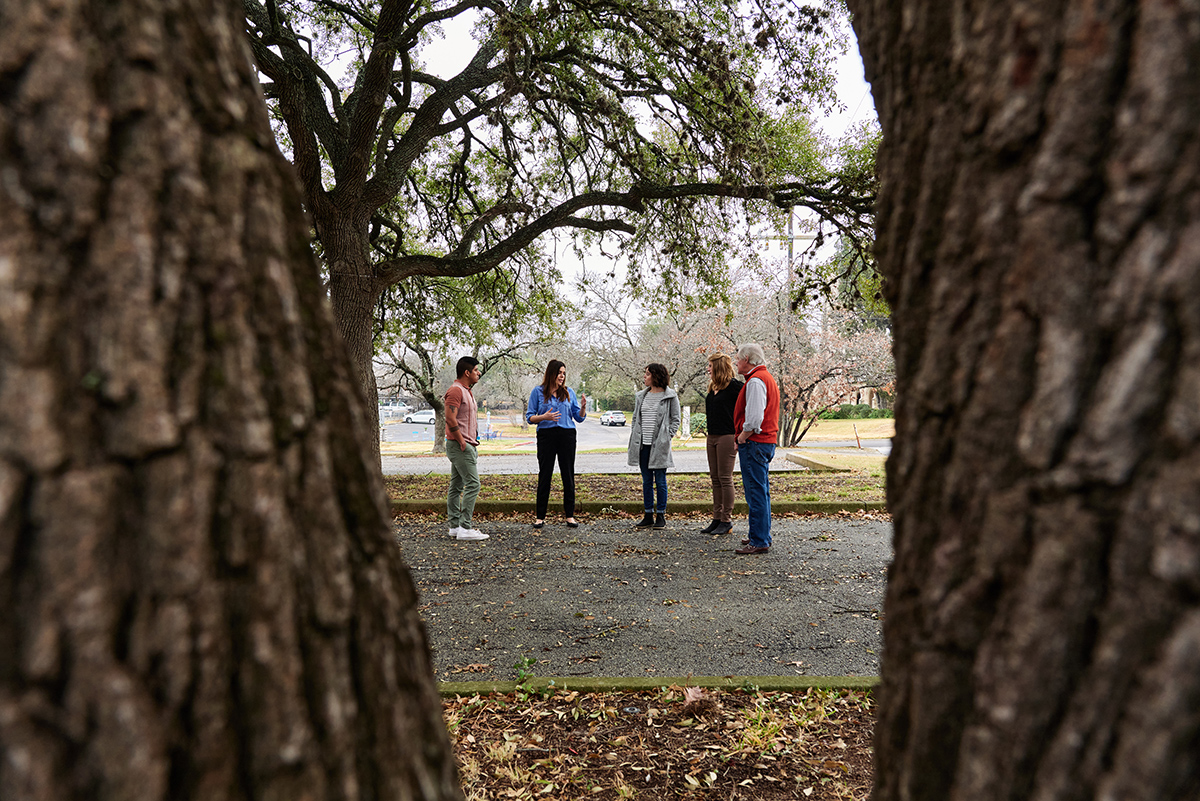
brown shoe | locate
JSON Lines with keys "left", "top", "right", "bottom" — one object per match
{"left": 740, "top": 538, "right": 750, "bottom": 545}
{"left": 735, "top": 545, "right": 769, "bottom": 555}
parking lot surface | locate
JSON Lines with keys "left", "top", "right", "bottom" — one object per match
{"left": 397, "top": 513, "right": 890, "bottom": 683}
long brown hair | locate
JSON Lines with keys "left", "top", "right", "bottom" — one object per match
{"left": 540, "top": 359, "right": 569, "bottom": 402}
{"left": 707, "top": 353, "right": 734, "bottom": 394}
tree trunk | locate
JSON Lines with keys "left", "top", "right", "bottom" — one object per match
{"left": 419, "top": 393, "right": 447, "bottom": 454}
{"left": 849, "top": 1, "right": 1200, "bottom": 799}
{"left": 0, "top": 2, "right": 459, "bottom": 799}
{"left": 328, "top": 240, "right": 385, "bottom": 467}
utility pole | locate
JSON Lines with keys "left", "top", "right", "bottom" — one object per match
{"left": 755, "top": 208, "right": 816, "bottom": 288}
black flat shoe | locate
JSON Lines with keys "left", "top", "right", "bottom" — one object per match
{"left": 566, "top": 519, "right": 580, "bottom": 529}
{"left": 532, "top": 520, "right": 545, "bottom": 529}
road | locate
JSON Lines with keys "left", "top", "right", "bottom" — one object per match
{"left": 381, "top": 412, "right": 634, "bottom": 448}
{"left": 382, "top": 415, "right": 891, "bottom": 475}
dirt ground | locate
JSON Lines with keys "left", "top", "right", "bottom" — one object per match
{"left": 445, "top": 684, "right": 874, "bottom": 801}
{"left": 404, "top": 469, "right": 887, "bottom": 799}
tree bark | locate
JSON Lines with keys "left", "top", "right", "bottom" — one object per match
{"left": 849, "top": 1, "right": 1200, "bottom": 799}
{"left": 0, "top": 1, "right": 459, "bottom": 799}
{"left": 328, "top": 249, "right": 385, "bottom": 465}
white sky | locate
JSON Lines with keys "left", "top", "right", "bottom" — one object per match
{"left": 428, "top": 13, "right": 875, "bottom": 139}
{"left": 819, "top": 28, "right": 875, "bottom": 139}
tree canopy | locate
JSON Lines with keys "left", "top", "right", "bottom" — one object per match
{"left": 243, "top": 0, "right": 878, "bottom": 455}
{"left": 247, "top": 0, "right": 870, "bottom": 273}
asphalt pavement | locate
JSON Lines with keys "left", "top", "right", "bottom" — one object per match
{"left": 396, "top": 512, "right": 890, "bottom": 684}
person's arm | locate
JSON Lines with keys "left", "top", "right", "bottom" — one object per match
{"left": 526, "top": 388, "right": 559, "bottom": 424}
{"left": 444, "top": 386, "right": 466, "bottom": 448}
{"left": 525, "top": 388, "right": 539, "bottom": 425}
{"left": 572, "top": 389, "right": 587, "bottom": 421}
{"left": 738, "top": 378, "right": 766, "bottom": 443}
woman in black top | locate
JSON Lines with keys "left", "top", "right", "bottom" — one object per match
{"left": 702, "top": 353, "right": 743, "bottom": 535}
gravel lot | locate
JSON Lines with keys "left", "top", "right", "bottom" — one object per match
{"left": 396, "top": 512, "right": 891, "bottom": 683}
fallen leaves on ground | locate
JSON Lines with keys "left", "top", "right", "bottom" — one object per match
{"left": 445, "top": 685, "right": 874, "bottom": 800}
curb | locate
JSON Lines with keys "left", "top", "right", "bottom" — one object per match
{"left": 438, "top": 675, "right": 878, "bottom": 697}
{"left": 392, "top": 499, "right": 887, "bottom": 515}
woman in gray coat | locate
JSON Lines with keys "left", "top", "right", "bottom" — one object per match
{"left": 627, "top": 363, "right": 681, "bottom": 529}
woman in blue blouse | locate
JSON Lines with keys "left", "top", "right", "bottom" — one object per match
{"left": 526, "top": 359, "right": 587, "bottom": 528}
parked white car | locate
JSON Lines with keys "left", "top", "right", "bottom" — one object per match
{"left": 405, "top": 409, "right": 437, "bottom": 424}
{"left": 599, "top": 410, "right": 626, "bottom": 426}
{"left": 379, "top": 403, "right": 413, "bottom": 420}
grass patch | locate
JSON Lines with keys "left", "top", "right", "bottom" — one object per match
{"left": 385, "top": 471, "right": 885, "bottom": 506}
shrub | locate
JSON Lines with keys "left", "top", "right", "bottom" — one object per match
{"left": 689, "top": 412, "right": 707, "bottom": 434}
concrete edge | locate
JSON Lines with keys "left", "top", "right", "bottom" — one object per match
{"left": 438, "top": 675, "right": 878, "bottom": 697}
{"left": 784, "top": 452, "right": 852, "bottom": 472}
{"left": 392, "top": 499, "right": 888, "bottom": 515}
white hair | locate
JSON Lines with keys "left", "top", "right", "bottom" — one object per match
{"left": 737, "top": 343, "right": 766, "bottom": 366}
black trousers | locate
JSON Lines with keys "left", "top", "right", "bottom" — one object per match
{"left": 536, "top": 427, "right": 577, "bottom": 519}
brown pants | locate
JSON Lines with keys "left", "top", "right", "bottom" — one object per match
{"left": 706, "top": 434, "right": 738, "bottom": 522}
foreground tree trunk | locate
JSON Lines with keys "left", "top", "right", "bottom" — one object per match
{"left": 850, "top": 1, "right": 1200, "bottom": 799}
{"left": 0, "top": 1, "right": 459, "bottom": 799}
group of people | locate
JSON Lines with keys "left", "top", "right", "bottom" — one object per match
{"left": 441, "top": 345, "right": 780, "bottom": 555}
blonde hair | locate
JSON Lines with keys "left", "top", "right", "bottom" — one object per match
{"left": 707, "top": 353, "right": 735, "bottom": 394}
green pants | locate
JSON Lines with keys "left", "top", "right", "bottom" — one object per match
{"left": 446, "top": 440, "right": 480, "bottom": 528}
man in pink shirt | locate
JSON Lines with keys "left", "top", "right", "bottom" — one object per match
{"left": 444, "top": 356, "right": 488, "bottom": 540}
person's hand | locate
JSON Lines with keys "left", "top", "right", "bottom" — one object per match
{"left": 542, "top": 410, "right": 560, "bottom": 422}
{"left": 580, "top": 394, "right": 587, "bottom": 412}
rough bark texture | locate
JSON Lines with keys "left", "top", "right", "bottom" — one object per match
{"left": 848, "top": 1, "right": 1200, "bottom": 799}
{"left": 329, "top": 262, "right": 385, "bottom": 465}
{"left": 0, "top": 1, "right": 459, "bottom": 799}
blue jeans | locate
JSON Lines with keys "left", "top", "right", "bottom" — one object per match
{"left": 740, "top": 440, "right": 775, "bottom": 547}
{"left": 639, "top": 444, "right": 667, "bottom": 513}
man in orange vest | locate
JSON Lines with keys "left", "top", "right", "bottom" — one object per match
{"left": 733, "top": 344, "right": 779, "bottom": 554}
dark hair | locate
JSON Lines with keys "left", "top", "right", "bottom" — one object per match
{"left": 456, "top": 355, "right": 480, "bottom": 378}
{"left": 540, "top": 359, "right": 569, "bottom": 402}
{"left": 645, "top": 363, "right": 670, "bottom": 389}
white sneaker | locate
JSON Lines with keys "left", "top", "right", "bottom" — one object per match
{"left": 456, "top": 528, "right": 488, "bottom": 540}
{"left": 448, "top": 526, "right": 463, "bottom": 539}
